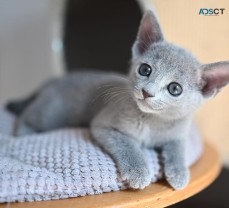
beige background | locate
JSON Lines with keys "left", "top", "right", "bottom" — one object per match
{"left": 154, "top": 0, "right": 229, "bottom": 165}
{"left": 0, "top": 0, "right": 64, "bottom": 103}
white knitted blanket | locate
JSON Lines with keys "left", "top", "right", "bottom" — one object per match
{"left": 0, "top": 107, "right": 203, "bottom": 202}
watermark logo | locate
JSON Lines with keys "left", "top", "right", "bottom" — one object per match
{"left": 199, "top": 8, "right": 225, "bottom": 16}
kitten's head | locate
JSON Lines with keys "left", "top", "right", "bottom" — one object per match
{"left": 129, "top": 10, "right": 229, "bottom": 120}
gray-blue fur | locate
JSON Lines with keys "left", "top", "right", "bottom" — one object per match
{"left": 13, "top": 10, "right": 229, "bottom": 190}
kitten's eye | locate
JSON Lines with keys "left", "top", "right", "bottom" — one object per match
{"left": 167, "top": 82, "right": 182, "bottom": 96}
{"left": 138, "top": 64, "right": 152, "bottom": 77}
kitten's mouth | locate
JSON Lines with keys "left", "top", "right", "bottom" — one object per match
{"left": 137, "top": 99, "right": 163, "bottom": 112}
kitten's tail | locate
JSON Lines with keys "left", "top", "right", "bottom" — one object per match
{"left": 5, "top": 92, "right": 38, "bottom": 116}
{"left": 6, "top": 78, "right": 57, "bottom": 116}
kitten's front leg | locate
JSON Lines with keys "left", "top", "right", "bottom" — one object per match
{"left": 161, "top": 139, "right": 189, "bottom": 190}
{"left": 91, "top": 127, "right": 152, "bottom": 189}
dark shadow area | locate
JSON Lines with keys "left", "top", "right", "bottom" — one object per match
{"left": 64, "top": 0, "right": 142, "bottom": 73}
{"left": 169, "top": 168, "right": 229, "bottom": 208}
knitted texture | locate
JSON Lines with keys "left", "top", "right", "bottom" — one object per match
{"left": 0, "top": 107, "right": 203, "bottom": 202}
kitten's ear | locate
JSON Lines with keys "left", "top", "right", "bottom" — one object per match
{"left": 132, "top": 10, "right": 164, "bottom": 57}
{"left": 200, "top": 61, "right": 229, "bottom": 98}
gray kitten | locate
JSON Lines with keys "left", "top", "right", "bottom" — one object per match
{"left": 7, "top": 11, "right": 229, "bottom": 190}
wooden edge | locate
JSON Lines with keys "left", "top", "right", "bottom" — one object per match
{"left": 1, "top": 142, "right": 221, "bottom": 208}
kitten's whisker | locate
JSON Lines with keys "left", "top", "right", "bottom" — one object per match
{"left": 104, "top": 91, "right": 128, "bottom": 103}
{"left": 90, "top": 83, "right": 133, "bottom": 106}
{"left": 103, "top": 90, "right": 131, "bottom": 105}
{"left": 112, "top": 93, "right": 129, "bottom": 106}
{"left": 90, "top": 86, "right": 120, "bottom": 103}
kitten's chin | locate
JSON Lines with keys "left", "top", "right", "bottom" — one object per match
{"left": 136, "top": 99, "right": 163, "bottom": 114}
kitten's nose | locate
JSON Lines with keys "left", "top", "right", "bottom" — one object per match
{"left": 142, "top": 88, "right": 154, "bottom": 99}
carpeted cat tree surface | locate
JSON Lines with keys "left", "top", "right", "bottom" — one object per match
{"left": 0, "top": 106, "right": 203, "bottom": 202}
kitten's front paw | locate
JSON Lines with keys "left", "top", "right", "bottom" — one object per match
{"left": 164, "top": 165, "right": 190, "bottom": 190}
{"left": 120, "top": 164, "right": 152, "bottom": 189}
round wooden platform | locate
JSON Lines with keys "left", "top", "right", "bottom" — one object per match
{"left": 1, "top": 142, "right": 221, "bottom": 208}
